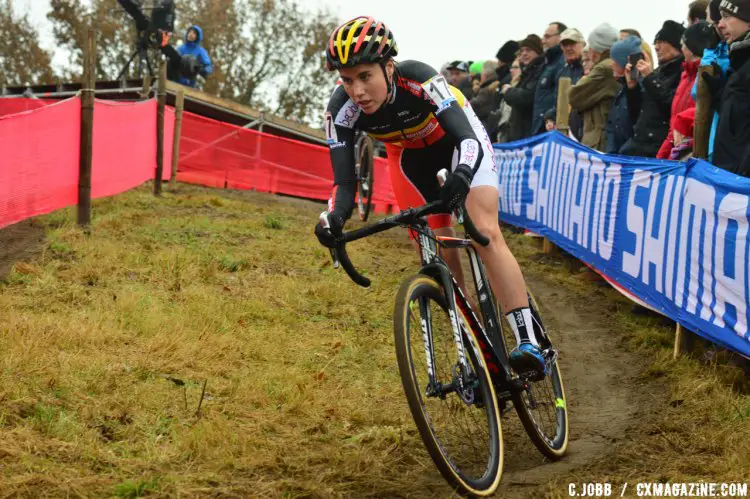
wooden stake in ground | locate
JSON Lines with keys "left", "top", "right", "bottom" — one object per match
{"left": 77, "top": 27, "right": 96, "bottom": 227}
{"left": 541, "top": 77, "right": 573, "bottom": 254}
{"left": 693, "top": 65, "right": 715, "bottom": 161}
{"left": 154, "top": 60, "right": 167, "bottom": 196}
{"left": 673, "top": 65, "right": 716, "bottom": 358}
{"left": 170, "top": 89, "right": 185, "bottom": 183}
{"left": 555, "top": 77, "right": 572, "bottom": 135}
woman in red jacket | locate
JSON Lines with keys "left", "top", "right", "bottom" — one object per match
{"left": 657, "top": 21, "right": 719, "bottom": 159}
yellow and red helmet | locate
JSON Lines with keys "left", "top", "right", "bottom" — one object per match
{"left": 326, "top": 16, "right": 398, "bottom": 71}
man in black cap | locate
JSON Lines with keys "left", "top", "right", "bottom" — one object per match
{"left": 446, "top": 60, "right": 475, "bottom": 99}
{"left": 712, "top": 0, "right": 750, "bottom": 175}
{"left": 495, "top": 40, "right": 520, "bottom": 87}
{"left": 502, "top": 34, "right": 546, "bottom": 141}
{"left": 619, "top": 20, "right": 686, "bottom": 157}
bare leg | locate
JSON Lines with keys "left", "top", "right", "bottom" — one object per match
{"left": 464, "top": 186, "right": 529, "bottom": 314}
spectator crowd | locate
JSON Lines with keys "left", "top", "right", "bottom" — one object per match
{"left": 440, "top": 0, "right": 750, "bottom": 175}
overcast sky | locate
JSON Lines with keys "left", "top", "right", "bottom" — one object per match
{"left": 19, "top": 0, "right": 693, "bottom": 72}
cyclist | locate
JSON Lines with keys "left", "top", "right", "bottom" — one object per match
{"left": 314, "top": 16, "right": 551, "bottom": 379}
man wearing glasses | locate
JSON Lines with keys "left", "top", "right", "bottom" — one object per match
{"left": 531, "top": 22, "right": 568, "bottom": 136}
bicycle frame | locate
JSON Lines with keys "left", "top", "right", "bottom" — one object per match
{"left": 413, "top": 228, "right": 519, "bottom": 399}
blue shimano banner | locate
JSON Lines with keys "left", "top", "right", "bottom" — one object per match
{"left": 494, "top": 132, "right": 750, "bottom": 358}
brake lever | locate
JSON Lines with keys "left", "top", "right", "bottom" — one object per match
{"left": 319, "top": 211, "right": 340, "bottom": 269}
{"left": 436, "top": 169, "right": 464, "bottom": 224}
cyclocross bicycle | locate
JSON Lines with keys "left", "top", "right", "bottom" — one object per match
{"left": 320, "top": 169, "right": 569, "bottom": 496}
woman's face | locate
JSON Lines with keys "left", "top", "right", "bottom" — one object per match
{"left": 510, "top": 58, "right": 522, "bottom": 80}
{"left": 338, "top": 61, "right": 394, "bottom": 114}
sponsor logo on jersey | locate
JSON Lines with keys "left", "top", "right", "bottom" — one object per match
{"left": 435, "top": 98, "right": 456, "bottom": 116}
{"left": 460, "top": 139, "right": 478, "bottom": 166}
{"left": 335, "top": 100, "right": 361, "bottom": 129}
{"left": 329, "top": 140, "right": 347, "bottom": 150}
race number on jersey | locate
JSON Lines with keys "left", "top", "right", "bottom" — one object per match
{"left": 421, "top": 75, "right": 456, "bottom": 111}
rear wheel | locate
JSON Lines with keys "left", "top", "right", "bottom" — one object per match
{"left": 356, "top": 134, "right": 374, "bottom": 221}
{"left": 394, "top": 275, "right": 503, "bottom": 496}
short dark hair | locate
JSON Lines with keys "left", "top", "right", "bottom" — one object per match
{"left": 620, "top": 28, "right": 642, "bottom": 38}
{"left": 550, "top": 22, "right": 568, "bottom": 34}
{"left": 688, "top": 0, "right": 709, "bottom": 21}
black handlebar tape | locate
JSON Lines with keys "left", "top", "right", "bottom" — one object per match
{"left": 336, "top": 245, "right": 371, "bottom": 287}
{"left": 461, "top": 207, "right": 490, "bottom": 246}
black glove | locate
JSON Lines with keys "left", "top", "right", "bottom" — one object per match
{"left": 701, "top": 63, "right": 725, "bottom": 103}
{"left": 439, "top": 164, "right": 473, "bottom": 211}
{"left": 314, "top": 212, "right": 344, "bottom": 248}
{"left": 180, "top": 55, "right": 200, "bottom": 77}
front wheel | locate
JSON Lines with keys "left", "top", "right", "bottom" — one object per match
{"left": 394, "top": 275, "right": 503, "bottom": 496}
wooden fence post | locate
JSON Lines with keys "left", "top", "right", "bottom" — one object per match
{"left": 555, "top": 76, "right": 572, "bottom": 135}
{"left": 673, "top": 65, "right": 716, "bottom": 357}
{"left": 693, "top": 65, "right": 715, "bottom": 160}
{"left": 541, "top": 77, "right": 573, "bottom": 254}
{"left": 170, "top": 89, "right": 185, "bottom": 183}
{"left": 154, "top": 60, "right": 167, "bottom": 196}
{"left": 77, "top": 27, "right": 96, "bottom": 227}
{"left": 140, "top": 75, "right": 152, "bottom": 99}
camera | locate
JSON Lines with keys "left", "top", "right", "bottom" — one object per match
{"left": 116, "top": 0, "right": 178, "bottom": 79}
{"left": 629, "top": 53, "right": 644, "bottom": 81}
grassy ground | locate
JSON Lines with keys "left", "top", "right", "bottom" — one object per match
{"left": 0, "top": 184, "right": 748, "bottom": 498}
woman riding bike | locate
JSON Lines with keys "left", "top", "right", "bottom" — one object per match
{"left": 314, "top": 16, "right": 550, "bottom": 378}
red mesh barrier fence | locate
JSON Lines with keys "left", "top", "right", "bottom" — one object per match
{"left": 0, "top": 99, "right": 81, "bottom": 229}
{"left": 1, "top": 97, "right": 173, "bottom": 229}
{"left": 0, "top": 98, "right": 53, "bottom": 118}
{"left": 176, "top": 112, "right": 398, "bottom": 213}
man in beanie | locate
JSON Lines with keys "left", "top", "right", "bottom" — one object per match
{"left": 606, "top": 36, "right": 642, "bottom": 153}
{"left": 502, "top": 34, "right": 546, "bottom": 141}
{"left": 686, "top": 0, "right": 730, "bottom": 160}
{"left": 712, "top": 0, "right": 750, "bottom": 175}
{"left": 531, "top": 22, "right": 568, "bottom": 135}
{"left": 656, "top": 21, "right": 719, "bottom": 158}
{"left": 619, "top": 20, "right": 685, "bottom": 157}
{"left": 568, "top": 23, "right": 620, "bottom": 151}
{"left": 556, "top": 28, "right": 587, "bottom": 140}
{"left": 446, "top": 60, "right": 475, "bottom": 99}
{"left": 496, "top": 40, "right": 520, "bottom": 87}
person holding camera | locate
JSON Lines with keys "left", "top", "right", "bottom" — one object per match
{"left": 606, "top": 36, "right": 641, "bottom": 153}
{"left": 172, "top": 25, "right": 213, "bottom": 88}
{"left": 619, "top": 20, "right": 685, "bottom": 158}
